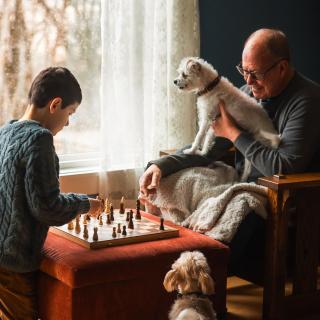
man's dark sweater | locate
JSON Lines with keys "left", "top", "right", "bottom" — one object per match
{"left": 0, "top": 120, "right": 90, "bottom": 273}
{"left": 150, "top": 72, "right": 320, "bottom": 182}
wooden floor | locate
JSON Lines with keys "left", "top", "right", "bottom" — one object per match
{"left": 227, "top": 276, "right": 263, "bottom": 320}
{"left": 226, "top": 277, "right": 320, "bottom": 320}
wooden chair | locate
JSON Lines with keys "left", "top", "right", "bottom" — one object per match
{"left": 258, "top": 173, "right": 320, "bottom": 320}
{"left": 159, "top": 149, "right": 320, "bottom": 319}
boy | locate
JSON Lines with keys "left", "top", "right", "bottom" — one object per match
{"left": 0, "top": 67, "right": 102, "bottom": 319}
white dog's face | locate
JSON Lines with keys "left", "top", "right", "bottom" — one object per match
{"left": 173, "top": 57, "right": 218, "bottom": 92}
{"left": 163, "top": 251, "right": 215, "bottom": 295}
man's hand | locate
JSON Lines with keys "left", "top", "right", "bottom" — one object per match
{"left": 212, "top": 100, "right": 241, "bottom": 142}
{"left": 88, "top": 198, "right": 103, "bottom": 218}
{"left": 139, "top": 164, "right": 162, "bottom": 197}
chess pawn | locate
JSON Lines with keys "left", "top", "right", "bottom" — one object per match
{"left": 67, "top": 220, "right": 74, "bottom": 230}
{"left": 82, "top": 214, "right": 88, "bottom": 225}
{"left": 106, "top": 214, "right": 111, "bottom": 224}
{"left": 75, "top": 216, "right": 81, "bottom": 234}
{"left": 126, "top": 212, "right": 130, "bottom": 222}
{"left": 112, "top": 227, "right": 117, "bottom": 238}
{"left": 122, "top": 225, "right": 127, "bottom": 236}
{"left": 117, "top": 223, "right": 121, "bottom": 233}
{"left": 99, "top": 215, "right": 103, "bottom": 226}
{"left": 83, "top": 224, "right": 89, "bottom": 239}
{"left": 93, "top": 227, "right": 98, "bottom": 241}
{"left": 160, "top": 217, "right": 165, "bottom": 231}
{"left": 119, "top": 196, "right": 125, "bottom": 214}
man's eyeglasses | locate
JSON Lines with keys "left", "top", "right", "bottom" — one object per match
{"left": 236, "top": 59, "right": 284, "bottom": 81}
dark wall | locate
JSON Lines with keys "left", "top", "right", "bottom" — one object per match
{"left": 199, "top": 0, "right": 320, "bottom": 87}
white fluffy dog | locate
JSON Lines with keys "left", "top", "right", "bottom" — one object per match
{"left": 174, "top": 57, "right": 280, "bottom": 180}
{"left": 163, "top": 251, "right": 217, "bottom": 320}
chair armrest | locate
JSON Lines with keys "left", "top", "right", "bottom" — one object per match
{"left": 258, "top": 172, "right": 320, "bottom": 191}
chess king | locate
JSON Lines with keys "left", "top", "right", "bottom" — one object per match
{"left": 0, "top": 67, "right": 102, "bottom": 320}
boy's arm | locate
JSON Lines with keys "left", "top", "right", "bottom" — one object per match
{"left": 24, "top": 131, "right": 91, "bottom": 226}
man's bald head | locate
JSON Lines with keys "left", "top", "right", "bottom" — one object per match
{"left": 244, "top": 28, "right": 291, "bottom": 62}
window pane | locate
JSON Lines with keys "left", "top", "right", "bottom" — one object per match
{"left": 0, "top": 0, "right": 101, "bottom": 156}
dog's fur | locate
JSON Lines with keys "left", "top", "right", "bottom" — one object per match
{"left": 163, "top": 251, "right": 217, "bottom": 320}
{"left": 174, "top": 57, "right": 280, "bottom": 181}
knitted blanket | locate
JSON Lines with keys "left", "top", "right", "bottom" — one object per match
{"left": 146, "top": 162, "right": 268, "bottom": 243}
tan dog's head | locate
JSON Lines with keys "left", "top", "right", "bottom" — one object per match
{"left": 163, "top": 251, "right": 215, "bottom": 295}
{"left": 173, "top": 57, "right": 218, "bottom": 93}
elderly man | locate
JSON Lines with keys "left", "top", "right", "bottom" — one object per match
{"left": 139, "top": 28, "right": 320, "bottom": 273}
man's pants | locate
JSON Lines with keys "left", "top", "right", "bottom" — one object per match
{"left": 0, "top": 266, "right": 38, "bottom": 320}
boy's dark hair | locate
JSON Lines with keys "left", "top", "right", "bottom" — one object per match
{"left": 28, "top": 67, "right": 82, "bottom": 108}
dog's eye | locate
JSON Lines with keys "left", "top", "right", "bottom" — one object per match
{"left": 182, "top": 72, "right": 187, "bottom": 79}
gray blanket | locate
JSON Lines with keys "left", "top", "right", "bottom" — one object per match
{"left": 146, "top": 162, "right": 268, "bottom": 243}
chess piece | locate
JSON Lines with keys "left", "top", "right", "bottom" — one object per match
{"left": 119, "top": 196, "right": 125, "bottom": 214}
{"left": 93, "top": 227, "right": 98, "bottom": 241}
{"left": 106, "top": 214, "right": 111, "bottom": 224}
{"left": 126, "top": 211, "right": 130, "bottom": 222}
{"left": 110, "top": 205, "right": 114, "bottom": 221}
{"left": 135, "top": 199, "right": 141, "bottom": 220}
{"left": 99, "top": 215, "right": 103, "bottom": 226}
{"left": 75, "top": 216, "right": 81, "bottom": 234}
{"left": 112, "top": 227, "right": 117, "bottom": 238}
{"left": 128, "top": 210, "right": 134, "bottom": 229}
{"left": 105, "top": 198, "right": 111, "bottom": 213}
{"left": 160, "top": 217, "right": 165, "bottom": 231}
{"left": 82, "top": 214, "right": 88, "bottom": 225}
{"left": 83, "top": 224, "right": 89, "bottom": 239}
{"left": 67, "top": 220, "right": 74, "bottom": 230}
{"left": 117, "top": 223, "right": 121, "bottom": 233}
{"left": 122, "top": 225, "right": 127, "bottom": 236}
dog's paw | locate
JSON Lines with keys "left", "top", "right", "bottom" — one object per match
{"left": 183, "top": 148, "right": 196, "bottom": 155}
{"left": 195, "top": 149, "right": 207, "bottom": 156}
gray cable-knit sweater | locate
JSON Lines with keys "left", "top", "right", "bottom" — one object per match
{"left": 0, "top": 120, "right": 90, "bottom": 273}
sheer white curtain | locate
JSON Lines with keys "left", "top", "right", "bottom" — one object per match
{"left": 99, "top": 0, "right": 200, "bottom": 200}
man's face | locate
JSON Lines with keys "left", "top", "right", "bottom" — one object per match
{"left": 241, "top": 47, "right": 285, "bottom": 100}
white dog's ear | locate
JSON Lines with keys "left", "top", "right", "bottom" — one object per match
{"left": 198, "top": 270, "right": 215, "bottom": 295}
{"left": 187, "top": 60, "right": 202, "bottom": 74}
{"left": 163, "top": 269, "right": 179, "bottom": 292}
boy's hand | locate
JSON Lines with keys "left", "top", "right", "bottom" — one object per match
{"left": 139, "top": 164, "right": 162, "bottom": 197}
{"left": 88, "top": 198, "right": 103, "bottom": 217}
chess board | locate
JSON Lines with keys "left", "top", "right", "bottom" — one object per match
{"left": 50, "top": 210, "right": 179, "bottom": 249}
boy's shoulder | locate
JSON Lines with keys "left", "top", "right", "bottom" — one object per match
{"left": 0, "top": 120, "right": 53, "bottom": 147}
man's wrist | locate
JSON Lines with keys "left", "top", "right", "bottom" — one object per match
{"left": 227, "top": 128, "right": 241, "bottom": 143}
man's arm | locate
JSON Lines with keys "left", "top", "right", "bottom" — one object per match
{"left": 148, "top": 137, "right": 233, "bottom": 178}
{"left": 234, "top": 97, "right": 320, "bottom": 176}
{"left": 139, "top": 136, "right": 232, "bottom": 197}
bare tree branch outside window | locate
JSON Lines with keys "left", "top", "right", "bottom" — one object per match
{"left": 0, "top": 0, "right": 101, "bottom": 155}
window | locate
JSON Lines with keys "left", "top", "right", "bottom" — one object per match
{"left": 0, "top": 0, "right": 101, "bottom": 164}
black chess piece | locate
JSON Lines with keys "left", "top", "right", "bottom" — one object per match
{"left": 126, "top": 211, "right": 130, "bottom": 221}
{"left": 117, "top": 223, "right": 121, "bottom": 233}
{"left": 106, "top": 214, "right": 111, "bottom": 224}
{"left": 122, "top": 226, "right": 127, "bottom": 236}
{"left": 128, "top": 211, "right": 134, "bottom": 229}
{"left": 160, "top": 217, "right": 165, "bottom": 231}
{"left": 112, "top": 227, "right": 117, "bottom": 238}
{"left": 110, "top": 205, "right": 114, "bottom": 221}
{"left": 135, "top": 199, "right": 141, "bottom": 220}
